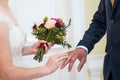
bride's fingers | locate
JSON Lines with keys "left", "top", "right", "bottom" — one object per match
{"left": 48, "top": 42, "right": 54, "bottom": 47}
{"left": 57, "top": 54, "right": 68, "bottom": 62}
{"left": 38, "top": 40, "right": 47, "bottom": 44}
{"left": 39, "top": 40, "right": 47, "bottom": 43}
{"left": 53, "top": 53, "right": 67, "bottom": 58}
{"left": 35, "top": 40, "right": 46, "bottom": 48}
{"left": 44, "top": 44, "right": 49, "bottom": 53}
{"left": 44, "top": 43, "right": 53, "bottom": 53}
{"left": 46, "top": 42, "right": 54, "bottom": 49}
{"left": 57, "top": 56, "right": 68, "bottom": 66}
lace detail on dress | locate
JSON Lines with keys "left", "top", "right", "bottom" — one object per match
{"left": 9, "top": 27, "right": 26, "bottom": 67}
{"left": 0, "top": 13, "right": 26, "bottom": 67}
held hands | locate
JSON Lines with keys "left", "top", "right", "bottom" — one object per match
{"left": 60, "top": 48, "right": 87, "bottom": 72}
{"left": 31, "top": 40, "right": 87, "bottom": 73}
{"left": 44, "top": 54, "right": 68, "bottom": 74}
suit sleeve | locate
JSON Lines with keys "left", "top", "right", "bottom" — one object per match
{"left": 77, "top": 0, "right": 107, "bottom": 53}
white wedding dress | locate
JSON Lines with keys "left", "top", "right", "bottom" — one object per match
{"left": 0, "top": 12, "right": 26, "bottom": 67}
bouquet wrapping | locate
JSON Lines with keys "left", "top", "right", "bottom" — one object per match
{"left": 32, "top": 17, "right": 71, "bottom": 62}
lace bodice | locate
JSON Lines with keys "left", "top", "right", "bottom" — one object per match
{"left": 0, "top": 13, "right": 26, "bottom": 67}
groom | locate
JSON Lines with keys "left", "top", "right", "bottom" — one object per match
{"left": 61, "top": 0, "right": 120, "bottom": 80}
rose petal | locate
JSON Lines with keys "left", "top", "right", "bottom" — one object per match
{"left": 51, "top": 18, "right": 58, "bottom": 21}
{"left": 44, "top": 20, "right": 56, "bottom": 29}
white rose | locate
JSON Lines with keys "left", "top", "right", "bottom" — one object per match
{"left": 44, "top": 20, "right": 56, "bottom": 29}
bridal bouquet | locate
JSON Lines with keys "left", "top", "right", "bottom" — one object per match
{"left": 32, "top": 17, "right": 71, "bottom": 62}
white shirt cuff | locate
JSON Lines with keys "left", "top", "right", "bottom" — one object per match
{"left": 76, "top": 45, "right": 88, "bottom": 53}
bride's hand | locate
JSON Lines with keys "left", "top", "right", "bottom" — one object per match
{"left": 32, "top": 40, "right": 54, "bottom": 54}
{"left": 44, "top": 53, "right": 68, "bottom": 74}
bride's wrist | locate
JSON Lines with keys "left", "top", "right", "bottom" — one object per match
{"left": 43, "top": 65, "right": 51, "bottom": 75}
{"left": 22, "top": 46, "right": 33, "bottom": 55}
{"left": 30, "top": 46, "right": 35, "bottom": 54}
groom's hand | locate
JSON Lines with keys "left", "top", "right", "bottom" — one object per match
{"left": 60, "top": 48, "right": 87, "bottom": 72}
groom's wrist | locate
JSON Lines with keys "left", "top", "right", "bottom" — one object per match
{"left": 76, "top": 45, "right": 88, "bottom": 54}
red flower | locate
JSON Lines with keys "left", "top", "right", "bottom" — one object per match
{"left": 39, "top": 23, "right": 45, "bottom": 27}
{"left": 39, "top": 43, "right": 45, "bottom": 49}
{"left": 51, "top": 18, "right": 63, "bottom": 29}
{"left": 55, "top": 22, "right": 61, "bottom": 29}
{"left": 39, "top": 43, "right": 48, "bottom": 50}
{"left": 33, "top": 24, "right": 37, "bottom": 29}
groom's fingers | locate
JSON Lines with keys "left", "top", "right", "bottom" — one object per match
{"left": 60, "top": 58, "right": 69, "bottom": 69}
{"left": 60, "top": 53, "right": 71, "bottom": 69}
{"left": 78, "top": 58, "right": 86, "bottom": 72}
{"left": 68, "top": 57, "right": 77, "bottom": 72}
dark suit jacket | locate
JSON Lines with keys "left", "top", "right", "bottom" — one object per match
{"left": 77, "top": 0, "right": 120, "bottom": 80}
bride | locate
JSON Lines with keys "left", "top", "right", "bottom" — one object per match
{"left": 0, "top": 0, "right": 68, "bottom": 80}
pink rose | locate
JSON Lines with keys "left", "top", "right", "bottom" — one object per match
{"left": 51, "top": 18, "right": 59, "bottom": 21}
{"left": 51, "top": 18, "right": 64, "bottom": 29}
{"left": 44, "top": 19, "right": 56, "bottom": 29}
{"left": 57, "top": 18, "right": 63, "bottom": 25}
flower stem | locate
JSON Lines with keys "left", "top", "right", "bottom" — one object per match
{"left": 46, "top": 29, "right": 52, "bottom": 42}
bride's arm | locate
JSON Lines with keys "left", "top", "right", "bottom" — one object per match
{"left": 0, "top": 22, "right": 68, "bottom": 80}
